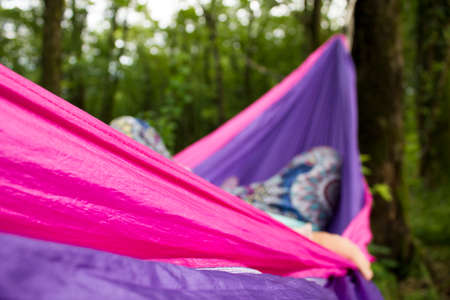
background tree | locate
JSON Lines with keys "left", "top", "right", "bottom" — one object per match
{"left": 352, "top": 0, "right": 414, "bottom": 275}
{"left": 310, "top": 0, "right": 322, "bottom": 49}
{"left": 415, "top": 0, "right": 450, "bottom": 185}
{"left": 41, "top": 0, "right": 64, "bottom": 95}
{"left": 64, "top": 0, "right": 88, "bottom": 110}
{"left": 99, "top": 0, "right": 130, "bottom": 122}
{"left": 200, "top": 0, "right": 225, "bottom": 125}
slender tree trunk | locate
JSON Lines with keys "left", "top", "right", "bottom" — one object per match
{"left": 229, "top": 44, "right": 241, "bottom": 100}
{"left": 99, "top": 4, "right": 118, "bottom": 122}
{"left": 68, "top": 0, "right": 87, "bottom": 109}
{"left": 302, "top": 0, "right": 309, "bottom": 23}
{"left": 416, "top": 0, "right": 450, "bottom": 184}
{"left": 244, "top": 2, "right": 255, "bottom": 103}
{"left": 296, "top": 0, "right": 321, "bottom": 51}
{"left": 353, "top": 0, "right": 414, "bottom": 275}
{"left": 203, "top": 39, "right": 211, "bottom": 86}
{"left": 310, "top": 0, "right": 322, "bottom": 49}
{"left": 41, "top": 0, "right": 65, "bottom": 95}
{"left": 141, "top": 64, "right": 153, "bottom": 112}
{"left": 100, "top": 4, "right": 128, "bottom": 123}
{"left": 211, "top": 28, "right": 224, "bottom": 124}
{"left": 203, "top": 0, "right": 225, "bottom": 124}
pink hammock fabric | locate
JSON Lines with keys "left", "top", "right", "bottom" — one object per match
{"left": 0, "top": 35, "right": 372, "bottom": 279}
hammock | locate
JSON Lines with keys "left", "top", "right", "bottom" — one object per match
{"left": 175, "top": 34, "right": 365, "bottom": 235}
{"left": 0, "top": 34, "right": 382, "bottom": 299}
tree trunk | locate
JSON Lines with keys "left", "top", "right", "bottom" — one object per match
{"left": 353, "top": 0, "right": 414, "bottom": 275}
{"left": 99, "top": 4, "right": 118, "bottom": 122}
{"left": 310, "top": 0, "right": 322, "bottom": 49}
{"left": 416, "top": 0, "right": 450, "bottom": 184}
{"left": 244, "top": 2, "right": 255, "bottom": 104}
{"left": 203, "top": 0, "right": 225, "bottom": 125}
{"left": 202, "top": 39, "right": 211, "bottom": 86}
{"left": 296, "top": 0, "right": 321, "bottom": 51}
{"left": 68, "top": 0, "right": 87, "bottom": 110}
{"left": 41, "top": 0, "right": 65, "bottom": 95}
{"left": 100, "top": 4, "right": 128, "bottom": 123}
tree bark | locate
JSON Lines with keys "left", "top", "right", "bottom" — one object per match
{"left": 202, "top": 36, "right": 211, "bottom": 86}
{"left": 100, "top": 4, "right": 128, "bottom": 123}
{"left": 203, "top": 0, "right": 225, "bottom": 125}
{"left": 244, "top": 2, "right": 255, "bottom": 104}
{"left": 353, "top": 0, "right": 414, "bottom": 275}
{"left": 99, "top": 4, "right": 118, "bottom": 122}
{"left": 310, "top": 0, "right": 322, "bottom": 49}
{"left": 68, "top": 0, "right": 87, "bottom": 109}
{"left": 416, "top": 0, "right": 450, "bottom": 184}
{"left": 41, "top": 0, "right": 65, "bottom": 95}
{"left": 296, "top": 0, "right": 321, "bottom": 51}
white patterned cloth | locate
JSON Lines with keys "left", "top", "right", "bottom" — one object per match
{"left": 110, "top": 116, "right": 172, "bottom": 159}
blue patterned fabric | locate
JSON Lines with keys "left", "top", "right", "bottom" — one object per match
{"left": 223, "top": 147, "right": 341, "bottom": 230}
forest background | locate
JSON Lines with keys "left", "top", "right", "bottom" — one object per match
{"left": 0, "top": 0, "right": 448, "bottom": 298}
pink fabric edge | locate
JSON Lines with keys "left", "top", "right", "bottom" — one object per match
{"left": 0, "top": 63, "right": 357, "bottom": 279}
{"left": 174, "top": 34, "right": 349, "bottom": 168}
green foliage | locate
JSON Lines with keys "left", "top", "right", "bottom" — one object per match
{"left": 360, "top": 154, "right": 393, "bottom": 202}
{"left": 1, "top": 0, "right": 319, "bottom": 151}
{"left": 372, "top": 184, "right": 393, "bottom": 202}
{"left": 371, "top": 261, "right": 401, "bottom": 300}
{"left": 0, "top": 4, "right": 42, "bottom": 81}
{"left": 360, "top": 154, "right": 371, "bottom": 175}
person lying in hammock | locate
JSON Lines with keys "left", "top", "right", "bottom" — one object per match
{"left": 110, "top": 116, "right": 373, "bottom": 280}
{"left": 220, "top": 147, "right": 373, "bottom": 280}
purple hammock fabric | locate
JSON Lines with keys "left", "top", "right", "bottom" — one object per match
{"left": 0, "top": 232, "right": 382, "bottom": 300}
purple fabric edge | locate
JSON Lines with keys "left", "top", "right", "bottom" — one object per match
{"left": 0, "top": 232, "right": 338, "bottom": 300}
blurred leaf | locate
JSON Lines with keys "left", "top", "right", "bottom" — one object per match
{"left": 372, "top": 184, "right": 393, "bottom": 202}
